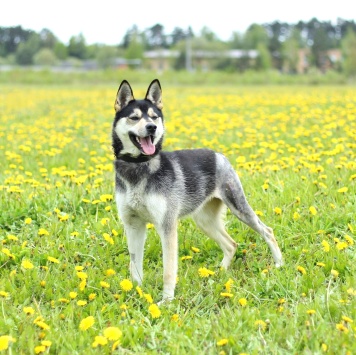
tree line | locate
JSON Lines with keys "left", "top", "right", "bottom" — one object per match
{"left": 1, "top": 18, "right": 356, "bottom": 75}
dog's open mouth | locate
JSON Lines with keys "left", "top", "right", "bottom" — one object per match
{"left": 129, "top": 133, "right": 156, "bottom": 155}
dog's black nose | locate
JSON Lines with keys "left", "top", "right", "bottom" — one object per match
{"left": 146, "top": 123, "right": 157, "bottom": 134}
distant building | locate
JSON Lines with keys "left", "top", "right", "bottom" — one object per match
{"left": 296, "top": 48, "right": 342, "bottom": 74}
{"left": 143, "top": 49, "right": 259, "bottom": 71}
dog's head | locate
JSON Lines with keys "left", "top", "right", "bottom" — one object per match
{"left": 112, "top": 79, "right": 164, "bottom": 160}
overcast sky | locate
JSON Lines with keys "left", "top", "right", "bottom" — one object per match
{"left": 2, "top": 0, "right": 355, "bottom": 45}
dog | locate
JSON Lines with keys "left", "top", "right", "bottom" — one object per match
{"left": 112, "top": 79, "right": 283, "bottom": 302}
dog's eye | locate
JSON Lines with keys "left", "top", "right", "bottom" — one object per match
{"left": 129, "top": 117, "right": 140, "bottom": 121}
{"left": 151, "top": 115, "right": 158, "bottom": 120}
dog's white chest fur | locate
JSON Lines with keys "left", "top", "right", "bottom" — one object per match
{"left": 116, "top": 180, "right": 167, "bottom": 224}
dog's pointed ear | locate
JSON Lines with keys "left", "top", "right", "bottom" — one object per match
{"left": 114, "top": 80, "right": 134, "bottom": 112}
{"left": 145, "top": 79, "right": 163, "bottom": 110}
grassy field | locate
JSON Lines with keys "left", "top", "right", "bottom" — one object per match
{"left": 0, "top": 84, "right": 355, "bottom": 354}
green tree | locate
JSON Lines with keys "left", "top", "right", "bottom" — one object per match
{"left": 341, "top": 27, "right": 356, "bottom": 76}
{"left": 243, "top": 24, "right": 269, "bottom": 49}
{"left": 15, "top": 33, "right": 40, "bottom": 65}
{"left": 311, "top": 26, "right": 329, "bottom": 69}
{"left": 54, "top": 42, "right": 68, "bottom": 60}
{"left": 33, "top": 48, "right": 57, "bottom": 66}
{"left": 125, "top": 34, "right": 144, "bottom": 61}
{"left": 68, "top": 34, "right": 87, "bottom": 59}
{"left": 39, "top": 28, "right": 57, "bottom": 48}
{"left": 97, "top": 46, "right": 119, "bottom": 68}
{"left": 256, "top": 43, "right": 272, "bottom": 70}
{"left": 282, "top": 29, "right": 302, "bottom": 73}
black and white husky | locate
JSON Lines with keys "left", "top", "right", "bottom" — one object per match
{"left": 112, "top": 79, "right": 283, "bottom": 302}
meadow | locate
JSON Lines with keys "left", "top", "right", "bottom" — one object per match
{"left": 0, "top": 83, "right": 355, "bottom": 354}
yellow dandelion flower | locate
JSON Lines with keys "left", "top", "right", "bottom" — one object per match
{"left": 337, "top": 187, "right": 348, "bottom": 193}
{"left": 171, "top": 314, "right": 179, "bottom": 322}
{"left": 89, "top": 293, "right": 97, "bottom": 301}
{"left": 22, "top": 259, "right": 34, "bottom": 269}
{"left": 274, "top": 207, "right": 282, "bottom": 215}
{"left": 38, "top": 228, "right": 49, "bottom": 236}
{"left": 120, "top": 279, "right": 133, "bottom": 291}
{"left": 7, "top": 234, "right": 18, "bottom": 241}
{"left": 321, "top": 343, "right": 328, "bottom": 352}
{"left": 307, "top": 309, "right": 316, "bottom": 315}
{"left": 69, "top": 292, "right": 77, "bottom": 299}
{"left": 148, "top": 304, "right": 161, "bottom": 319}
{"left": 92, "top": 335, "right": 108, "bottom": 348}
{"left": 79, "top": 280, "right": 86, "bottom": 291}
{"left": 77, "top": 300, "right": 87, "bottom": 306}
{"left": 198, "top": 267, "right": 215, "bottom": 277}
{"left": 24, "top": 217, "right": 32, "bottom": 224}
{"left": 103, "top": 233, "right": 114, "bottom": 245}
{"left": 297, "top": 265, "right": 306, "bottom": 275}
{"left": 255, "top": 210, "right": 264, "bottom": 216}
{"left": 41, "top": 340, "right": 52, "bottom": 347}
{"left": 331, "top": 269, "right": 339, "bottom": 278}
{"left": 23, "top": 306, "right": 35, "bottom": 315}
{"left": 224, "top": 278, "right": 234, "bottom": 292}
{"left": 101, "top": 218, "right": 110, "bottom": 226}
{"left": 103, "top": 327, "right": 122, "bottom": 341}
{"left": 105, "top": 268, "right": 116, "bottom": 276}
{"left": 341, "top": 315, "right": 353, "bottom": 323}
{"left": 181, "top": 255, "right": 193, "bottom": 261}
{"left": 75, "top": 265, "right": 84, "bottom": 271}
{"left": 144, "top": 293, "right": 153, "bottom": 304}
{"left": 35, "top": 321, "right": 50, "bottom": 330}
{"left": 293, "top": 211, "right": 300, "bottom": 220}
{"left": 255, "top": 319, "right": 267, "bottom": 330}
{"left": 79, "top": 316, "right": 95, "bottom": 330}
{"left": 238, "top": 298, "right": 247, "bottom": 306}
{"left": 76, "top": 271, "right": 88, "bottom": 280}
{"left": 321, "top": 240, "right": 330, "bottom": 252}
{"left": 336, "top": 323, "right": 349, "bottom": 333}
{"left": 100, "top": 281, "right": 110, "bottom": 288}
{"left": 345, "top": 235, "right": 354, "bottom": 246}
{"left": 2, "top": 248, "right": 15, "bottom": 259}
{"left": 336, "top": 241, "right": 348, "bottom": 250}
{"left": 112, "top": 340, "right": 120, "bottom": 351}
{"left": 217, "top": 339, "right": 228, "bottom": 346}
{"left": 34, "top": 345, "right": 46, "bottom": 354}
{"left": 191, "top": 247, "right": 200, "bottom": 253}
{"left": 220, "top": 292, "right": 233, "bottom": 298}
{"left": 0, "top": 335, "right": 16, "bottom": 351}
{"left": 47, "top": 256, "right": 60, "bottom": 263}
{"left": 309, "top": 206, "right": 317, "bottom": 216}
{"left": 316, "top": 262, "right": 326, "bottom": 267}
{"left": 58, "top": 214, "right": 69, "bottom": 222}
{"left": 100, "top": 194, "right": 113, "bottom": 202}
{"left": 136, "top": 286, "right": 143, "bottom": 297}
{"left": 146, "top": 223, "right": 154, "bottom": 229}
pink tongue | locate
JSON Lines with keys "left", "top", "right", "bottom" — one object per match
{"left": 140, "top": 137, "right": 156, "bottom": 155}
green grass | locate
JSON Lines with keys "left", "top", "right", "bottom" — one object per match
{"left": 0, "top": 84, "right": 355, "bottom": 354}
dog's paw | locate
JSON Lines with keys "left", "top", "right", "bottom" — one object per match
{"left": 157, "top": 296, "right": 174, "bottom": 306}
{"left": 275, "top": 260, "right": 284, "bottom": 268}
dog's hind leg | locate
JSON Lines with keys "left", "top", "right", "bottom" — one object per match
{"left": 123, "top": 217, "right": 147, "bottom": 285}
{"left": 192, "top": 198, "right": 237, "bottom": 269}
{"left": 220, "top": 177, "right": 283, "bottom": 267}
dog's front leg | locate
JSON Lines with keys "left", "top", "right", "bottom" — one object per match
{"left": 157, "top": 221, "right": 178, "bottom": 302}
{"left": 124, "top": 219, "right": 146, "bottom": 285}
